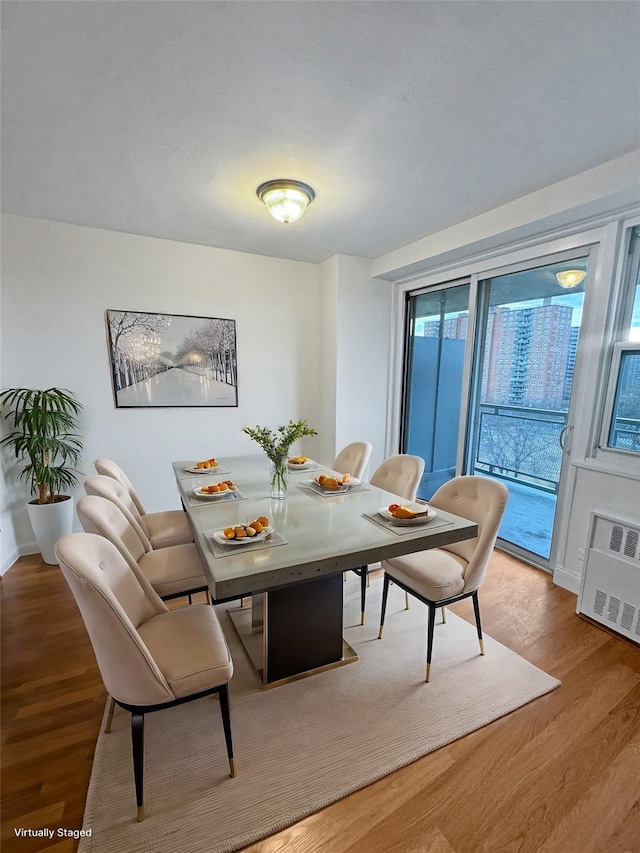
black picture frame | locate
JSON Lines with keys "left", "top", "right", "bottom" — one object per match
{"left": 106, "top": 309, "right": 238, "bottom": 408}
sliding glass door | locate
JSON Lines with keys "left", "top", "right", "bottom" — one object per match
{"left": 466, "top": 258, "right": 588, "bottom": 563}
{"left": 401, "top": 283, "right": 470, "bottom": 499}
{"left": 400, "top": 255, "right": 589, "bottom": 568}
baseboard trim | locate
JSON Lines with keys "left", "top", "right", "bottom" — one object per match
{"left": 553, "top": 565, "right": 581, "bottom": 595}
{"left": 1, "top": 543, "right": 41, "bottom": 576}
{"left": 1, "top": 548, "right": 19, "bottom": 576}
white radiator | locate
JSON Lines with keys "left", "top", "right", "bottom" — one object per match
{"left": 577, "top": 511, "right": 640, "bottom": 644}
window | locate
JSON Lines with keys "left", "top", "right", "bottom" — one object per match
{"left": 601, "top": 227, "right": 640, "bottom": 454}
{"left": 605, "top": 344, "right": 640, "bottom": 453}
{"left": 623, "top": 227, "right": 640, "bottom": 342}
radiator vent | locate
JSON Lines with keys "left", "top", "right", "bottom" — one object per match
{"left": 621, "top": 602, "right": 636, "bottom": 633}
{"left": 624, "top": 529, "right": 638, "bottom": 558}
{"left": 578, "top": 512, "right": 640, "bottom": 645}
{"left": 610, "top": 525, "right": 624, "bottom": 552}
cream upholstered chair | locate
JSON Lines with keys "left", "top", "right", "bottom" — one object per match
{"left": 378, "top": 475, "right": 508, "bottom": 683}
{"left": 369, "top": 454, "right": 425, "bottom": 502}
{"left": 353, "top": 453, "right": 425, "bottom": 624}
{"left": 84, "top": 474, "right": 187, "bottom": 552}
{"left": 77, "top": 494, "right": 207, "bottom": 602}
{"left": 94, "top": 458, "right": 192, "bottom": 549}
{"left": 332, "top": 441, "right": 372, "bottom": 482}
{"left": 54, "top": 533, "right": 236, "bottom": 821}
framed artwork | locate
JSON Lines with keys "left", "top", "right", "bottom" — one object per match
{"left": 106, "top": 309, "right": 238, "bottom": 408}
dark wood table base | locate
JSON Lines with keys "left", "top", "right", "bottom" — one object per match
{"left": 227, "top": 573, "right": 359, "bottom": 688}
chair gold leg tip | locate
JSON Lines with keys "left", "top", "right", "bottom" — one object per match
{"left": 137, "top": 806, "right": 144, "bottom": 822}
{"left": 377, "top": 627, "right": 383, "bottom": 639}
{"left": 229, "top": 758, "right": 237, "bottom": 778}
{"left": 104, "top": 697, "right": 115, "bottom": 733}
{"left": 479, "top": 639, "right": 485, "bottom": 656}
{"left": 360, "top": 612, "right": 365, "bottom": 626}
{"left": 425, "top": 664, "right": 431, "bottom": 683}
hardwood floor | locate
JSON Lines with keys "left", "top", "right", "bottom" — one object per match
{"left": 2, "top": 551, "right": 639, "bottom": 853}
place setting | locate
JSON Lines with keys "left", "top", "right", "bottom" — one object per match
{"left": 299, "top": 471, "right": 369, "bottom": 498}
{"left": 204, "top": 514, "right": 288, "bottom": 558}
{"left": 182, "top": 456, "right": 231, "bottom": 476}
{"left": 364, "top": 501, "right": 452, "bottom": 535}
{"left": 287, "top": 455, "right": 319, "bottom": 472}
{"left": 185, "top": 478, "right": 248, "bottom": 507}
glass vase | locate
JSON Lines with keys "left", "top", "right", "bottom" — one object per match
{"left": 270, "top": 458, "right": 288, "bottom": 500}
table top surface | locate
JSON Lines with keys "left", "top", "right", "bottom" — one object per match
{"left": 173, "top": 455, "right": 478, "bottom": 599}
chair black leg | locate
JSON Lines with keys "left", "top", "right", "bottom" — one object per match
{"left": 378, "top": 573, "right": 391, "bottom": 639}
{"left": 131, "top": 711, "right": 145, "bottom": 821}
{"left": 217, "top": 684, "right": 236, "bottom": 778}
{"left": 472, "top": 590, "right": 485, "bottom": 655}
{"left": 425, "top": 603, "right": 436, "bottom": 683}
{"left": 360, "top": 567, "right": 367, "bottom": 625}
{"left": 188, "top": 593, "right": 193, "bottom": 605}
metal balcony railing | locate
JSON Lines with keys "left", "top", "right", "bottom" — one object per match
{"left": 473, "top": 403, "right": 568, "bottom": 493}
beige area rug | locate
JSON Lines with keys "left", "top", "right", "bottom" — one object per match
{"left": 78, "top": 576, "right": 560, "bottom": 853}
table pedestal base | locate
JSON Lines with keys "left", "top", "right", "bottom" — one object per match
{"left": 227, "top": 574, "right": 358, "bottom": 689}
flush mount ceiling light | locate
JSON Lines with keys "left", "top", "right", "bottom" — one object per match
{"left": 555, "top": 269, "right": 587, "bottom": 289}
{"left": 256, "top": 180, "right": 316, "bottom": 224}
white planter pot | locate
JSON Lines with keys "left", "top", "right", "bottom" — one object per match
{"left": 26, "top": 496, "right": 74, "bottom": 565}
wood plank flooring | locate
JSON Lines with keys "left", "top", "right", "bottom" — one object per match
{"left": 2, "top": 552, "right": 639, "bottom": 853}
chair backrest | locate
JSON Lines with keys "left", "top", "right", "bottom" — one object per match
{"left": 332, "top": 441, "right": 372, "bottom": 481}
{"left": 77, "top": 494, "right": 148, "bottom": 569}
{"left": 84, "top": 475, "right": 152, "bottom": 552}
{"left": 429, "top": 475, "right": 508, "bottom": 592}
{"left": 54, "top": 533, "right": 175, "bottom": 706}
{"left": 94, "top": 458, "right": 146, "bottom": 516}
{"left": 370, "top": 454, "right": 425, "bottom": 502}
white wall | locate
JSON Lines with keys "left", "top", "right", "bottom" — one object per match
{"left": 373, "top": 150, "right": 640, "bottom": 282}
{"left": 0, "top": 214, "right": 323, "bottom": 570}
{"left": 334, "top": 256, "right": 391, "bottom": 475}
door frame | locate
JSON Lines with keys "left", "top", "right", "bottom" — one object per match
{"left": 398, "top": 278, "right": 474, "bottom": 481}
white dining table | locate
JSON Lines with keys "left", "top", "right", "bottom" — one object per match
{"left": 173, "top": 455, "right": 477, "bottom": 688}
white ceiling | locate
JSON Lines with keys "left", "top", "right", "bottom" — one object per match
{"left": 2, "top": 1, "right": 639, "bottom": 265}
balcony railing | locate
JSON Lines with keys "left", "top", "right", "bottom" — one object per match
{"left": 610, "top": 417, "right": 640, "bottom": 452}
{"left": 473, "top": 403, "right": 567, "bottom": 493}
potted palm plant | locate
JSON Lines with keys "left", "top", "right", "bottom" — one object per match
{"left": 0, "top": 387, "right": 83, "bottom": 564}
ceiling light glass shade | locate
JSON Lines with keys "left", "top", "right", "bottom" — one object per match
{"left": 556, "top": 270, "right": 587, "bottom": 289}
{"left": 256, "top": 180, "right": 316, "bottom": 224}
